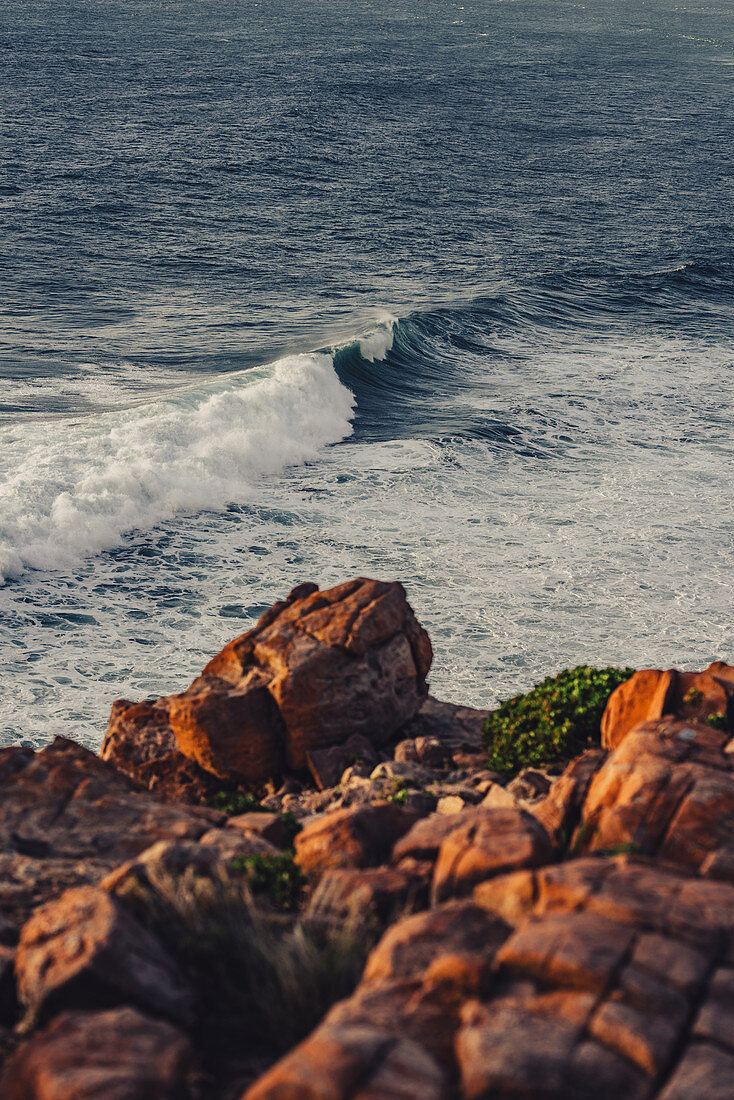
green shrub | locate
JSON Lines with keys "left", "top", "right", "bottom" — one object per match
{"left": 228, "top": 852, "right": 304, "bottom": 911}
{"left": 705, "top": 712, "right": 727, "bottom": 731}
{"left": 483, "top": 665, "right": 634, "bottom": 777}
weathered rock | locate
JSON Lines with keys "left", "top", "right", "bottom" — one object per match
{"left": 101, "top": 835, "right": 278, "bottom": 911}
{"left": 660, "top": 1042, "right": 734, "bottom": 1100}
{"left": 397, "top": 695, "right": 488, "bottom": 752}
{"left": 15, "top": 885, "right": 193, "bottom": 1027}
{"left": 392, "top": 811, "right": 475, "bottom": 865}
{"left": 109, "top": 578, "right": 432, "bottom": 786}
{"left": 456, "top": 994, "right": 650, "bottom": 1100}
{"left": 531, "top": 749, "right": 606, "bottom": 846}
{"left": 507, "top": 767, "right": 553, "bottom": 802}
{"left": 362, "top": 901, "right": 508, "bottom": 988}
{"left": 0, "top": 1007, "right": 192, "bottom": 1100}
{"left": 101, "top": 697, "right": 224, "bottom": 803}
{"left": 576, "top": 718, "right": 734, "bottom": 877}
{"left": 601, "top": 662, "right": 734, "bottom": 751}
{"left": 0, "top": 737, "right": 221, "bottom": 925}
{"left": 431, "top": 807, "right": 555, "bottom": 902}
{"left": 295, "top": 803, "right": 420, "bottom": 880}
{"left": 242, "top": 1023, "right": 449, "bottom": 1100}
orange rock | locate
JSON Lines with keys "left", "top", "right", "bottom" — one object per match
{"left": 241, "top": 1023, "right": 449, "bottom": 1100}
{"left": 0, "top": 1007, "right": 192, "bottom": 1100}
{"left": 495, "top": 911, "right": 634, "bottom": 994}
{"left": 577, "top": 718, "right": 734, "bottom": 879}
{"left": 601, "top": 662, "right": 734, "bottom": 751}
{"left": 431, "top": 807, "right": 554, "bottom": 902}
{"left": 101, "top": 697, "right": 223, "bottom": 802}
{"left": 531, "top": 749, "right": 606, "bottom": 845}
{"left": 108, "top": 578, "right": 432, "bottom": 786}
{"left": 16, "top": 885, "right": 192, "bottom": 1027}
{"left": 362, "top": 901, "right": 508, "bottom": 987}
{"left": 294, "top": 803, "right": 419, "bottom": 880}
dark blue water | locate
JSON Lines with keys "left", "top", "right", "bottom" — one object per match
{"left": 0, "top": 0, "right": 732, "bottom": 746}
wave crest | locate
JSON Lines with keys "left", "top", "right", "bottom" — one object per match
{"left": 0, "top": 352, "right": 355, "bottom": 584}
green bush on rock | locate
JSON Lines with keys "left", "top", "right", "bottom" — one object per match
{"left": 228, "top": 852, "right": 304, "bottom": 910}
{"left": 483, "top": 665, "right": 634, "bottom": 777}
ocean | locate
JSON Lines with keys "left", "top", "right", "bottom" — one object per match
{"left": 0, "top": 0, "right": 732, "bottom": 749}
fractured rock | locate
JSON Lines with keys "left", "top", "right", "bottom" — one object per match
{"left": 601, "top": 662, "right": 734, "bottom": 751}
{"left": 107, "top": 578, "right": 433, "bottom": 786}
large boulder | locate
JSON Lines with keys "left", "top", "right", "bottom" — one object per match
{"left": 15, "top": 885, "right": 193, "bottom": 1028}
{"left": 0, "top": 737, "right": 222, "bottom": 927}
{"left": 601, "top": 662, "right": 734, "bottom": 751}
{"left": 0, "top": 1007, "right": 192, "bottom": 1100}
{"left": 104, "top": 578, "right": 433, "bottom": 787}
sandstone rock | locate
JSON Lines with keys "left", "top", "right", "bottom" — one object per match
{"left": 109, "top": 578, "right": 432, "bottom": 786}
{"left": 294, "top": 803, "right": 419, "bottom": 880}
{"left": 479, "top": 782, "right": 517, "bottom": 809}
{"left": 601, "top": 662, "right": 734, "bottom": 751}
{"left": 577, "top": 718, "right": 734, "bottom": 877}
{"left": 531, "top": 749, "right": 606, "bottom": 846}
{"left": 16, "top": 885, "right": 192, "bottom": 1027}
{"left": 394, "top": 736, "right": 447, "bottom": 769}
{"left": 0, "top": 737, "right": 221, "bottom": 926}
{"left": 0, "top": 1006, "right": 192, "bottom": 1100}
{"left": 507, "top": 767, "right": 553, "bottom": 801}
{"left": 397, "top": 695, "right": 488, "bottom": 751}
{"left": 431, "top": 807, "right": 554, "bottom": 902}
{"left": 436, "top": 795, "right": 468, "bottom": 815}
{"left": 241, "top": 1023, "right": 449, "bottom": 1100}
{"left": 392, "top": 811, "right": 474, "bottom": 865}
{"left": 306, "top": 867, "right": 426, "bottom": 929}
{"left": 659, "top": 1042, "right": 734, "bottom": 1100}
{"left": 495, "top": 911, "right": 634, "bottom": 994}
{"left": 101, "top": 835, "right": 278, "bottom": 912}
{"left": 362, "top": 901, "right": 508, "bottom": 988}
{"left": 101, "top": 697, "right": 223, "bottom": 802}
{"left": 456, "top": 995, "right": 649, "bottom": 1100}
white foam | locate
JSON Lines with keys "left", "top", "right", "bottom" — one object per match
{"left": 0, "top": 352, "right": 355, "bottom": 584}
{"left": 356, "top": 314, "right": 398, "bottom": 362}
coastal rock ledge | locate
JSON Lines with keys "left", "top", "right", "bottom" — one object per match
{"left": 1, "top": 576, "right": 733, "bottom": 1099}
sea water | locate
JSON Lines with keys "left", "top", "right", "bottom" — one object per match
{"left": 0, "top": 0, "right": 732, "bottom": 747}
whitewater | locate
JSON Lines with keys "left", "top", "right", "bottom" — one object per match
{"left": 1, "top": 0, "right": 732, "bottom": 747}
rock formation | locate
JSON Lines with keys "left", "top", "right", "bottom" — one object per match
{"left": 2, "top": 581, "right": 733, "bottom": 1099}
{"left": 103, "top": 577, "right": 432, "bottom": 787}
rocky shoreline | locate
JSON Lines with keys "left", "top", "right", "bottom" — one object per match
{"left": 0, "top": 577, "right": 733, "bottom": 1099}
